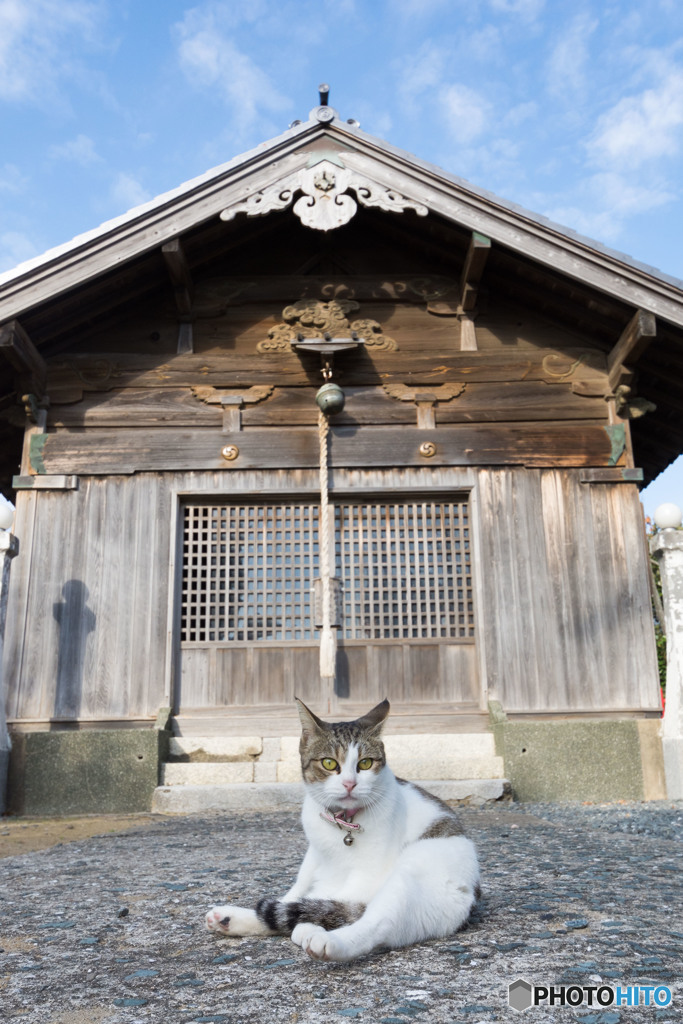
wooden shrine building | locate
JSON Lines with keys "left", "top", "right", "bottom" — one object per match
{"left": 1, "top": 94, "right": 681, "bottom": 812}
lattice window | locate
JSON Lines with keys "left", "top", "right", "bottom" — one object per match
{"left": 181, "top": 497, "right": 474, "bottom": 643}
{"left": 181, "top": 503, "right": 319, "bottom": 642}
{"left": 335, "top": 500, "right": 474, "bottom": 639}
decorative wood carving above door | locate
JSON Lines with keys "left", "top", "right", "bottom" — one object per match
{"left": 257, "top": 299, "right": 398, "bottom": 353}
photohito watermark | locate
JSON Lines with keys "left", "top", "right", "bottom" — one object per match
{"left": 508, "top": 979, "right": 673, "bottom": 1012}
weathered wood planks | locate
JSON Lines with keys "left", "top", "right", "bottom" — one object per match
{"left": 4, "top": 476, "right": 172, "bottom": 722}
{"left": 32, "top": 422, "right": 616, "bottom": 475}
{"left": 47, "top": 381, "right": 607, "bottom": 427}
{"left": 47, "top": 347, "right": 607, "bottom": 391}
{"left": 3, "top": 466, "right": 660, "bottom": 725}
{"left": 476, "top": 468, "right": 660, "bottom": 713}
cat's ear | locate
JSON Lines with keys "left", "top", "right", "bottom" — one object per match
{"left": 358, "top": 698, "right": 390, "bottom": 735}
{"left": 295, "top": 697, "right": 329, "bottom": 739}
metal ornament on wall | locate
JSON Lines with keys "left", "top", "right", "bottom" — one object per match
{"left": 257, "top": 299, "right": 398, "bottom": 353}
{"left": 220, "top": 159, "right": 428, "bottom": 233}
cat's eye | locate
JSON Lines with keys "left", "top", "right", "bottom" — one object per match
{"left": 357, "top": 757, "right": 374, "bottom": 770}
{"left": 321, "top": 757, "right": 339, "bottom": 772}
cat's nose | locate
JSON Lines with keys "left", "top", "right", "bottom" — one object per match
{"left": 342, "top": 779, "right": 356, "bottom": 794}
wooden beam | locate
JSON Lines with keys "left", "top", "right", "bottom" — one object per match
{"left": 161, "top": 238, "right": 194, "bottom": 353}
{"left": 458, "top": 232, "right": 491, "bottom": 311}
{"left": 607, "top": 309, "right": 657, "bottom": 390}
{"left": 0, "top": 319, "right": 47, "bottom": 396}
{"left": 34, "top": 422, "right": 614, "bottom": 475}
{"left": 47, "top": 348, "right": 609, "bottom": 391}
{"left": 162, "top": 238, "right": 193, "bottom": 301}
{"left": 579, "top": 468, "right": 643, "bottom": 484}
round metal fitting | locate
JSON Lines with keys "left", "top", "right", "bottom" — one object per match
{"left": 312, "top": 105, "right": 336, "bottom": 123}
{"left": 221, "top": 445, "right": 239, "bottom": 461}
{"left": 316, "top": 382, "right": 346, "bottom": 416}
{"left": 419, "top": 441, "right": 437, "bottom": 458}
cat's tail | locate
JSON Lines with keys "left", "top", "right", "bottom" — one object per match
{"left": 255, "top": 897, "right": 365, "bottom": 934}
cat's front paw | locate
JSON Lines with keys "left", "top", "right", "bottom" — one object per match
{"left": 206, "top": 904, "right": 263, "bottom": 936}
{"left": 206, "top": 905, "right": 236, "bottom": 934}
{"left": 291, "top": 922, "right": 354, "bottom": 962}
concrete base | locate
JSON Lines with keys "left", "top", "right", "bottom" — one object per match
{"left": 7, "top": 723, "right": 170, "bottom": 816}
{"left": 0, "top": 747, "right": 8, "bottom": 815}
{"left": 490, "top": 712, "right": 666, "bottom": 802}
{"left": 151, "top": 777, "right": 510, "bottom": 814}
{"left": 662, "top": 736, "right": 683, "bottom": 798}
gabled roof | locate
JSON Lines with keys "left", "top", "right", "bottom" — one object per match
{"left": 1, "top": 102, "right": 683, "bottom": 486}
{"left": 2, "top": 103, "right": 683, "bottom": 328}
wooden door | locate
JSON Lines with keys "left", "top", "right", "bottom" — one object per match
{"left": 176, "top": 494, "right": 478, "bottom": 714}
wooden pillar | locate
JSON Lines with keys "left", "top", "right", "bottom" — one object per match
{"left": 651, "top": 521, "right": 683, "bottom": 799}
{"left": 0, "top": 528, "right": 19, "bottom": 814}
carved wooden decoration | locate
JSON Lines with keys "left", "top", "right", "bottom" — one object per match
{"left": 382, "top": 383, "right": 466, "bottom": 402}
{"left": 190, "top": 385, "right": 274, "bottom": 405}
{"left": 257, "top": 299, "right": 397, "bottom": 353}
{"left": 220, "top": 159, "right": 428, "bottom": 232}
{"left": 191, "top": 385, "right": 274, "bottom": 432}
{"left": 612, "top": 384, "right": 657, "bottom": 420}
{"left": 382, "top": 383, "right": 466, "bottom": 429}
{"left": 541, "top": 352, "right": 597, "bottom": 381}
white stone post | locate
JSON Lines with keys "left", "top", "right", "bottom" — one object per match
{"left": 0, "top": 529, "right": 19, "bottom": 814}
{"left": 650, "top": 505, "right": 683, "bottom": 800}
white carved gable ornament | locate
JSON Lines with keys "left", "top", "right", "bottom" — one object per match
{"left": 220, "top": 159, "right": 428, "bottom": 232}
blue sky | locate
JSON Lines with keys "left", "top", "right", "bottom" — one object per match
{"left": 1, "top": 0, "right": 682, "bottom": 515}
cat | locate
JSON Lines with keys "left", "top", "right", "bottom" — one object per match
{"left": 205, "top": 698, "right": 480, "bottom": 962}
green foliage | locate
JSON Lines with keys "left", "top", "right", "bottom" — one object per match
{"left": 655, "top": 627, "right": 667, "bottom": 691}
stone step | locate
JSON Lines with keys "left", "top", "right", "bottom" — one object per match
{"left": 151, "top": 778, "right": 510, "bottom": 814}
{"left": 162, "top": 732, "right": 504, "bottom": 785}
{"left": 161, "top": 754, "right": 504, "bottom": 786}
{"left": 169, "top": 733, "right": 498, "bottom": 761}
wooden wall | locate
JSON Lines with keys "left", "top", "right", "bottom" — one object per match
{"left": 3, "top": 271, "right": 660, "bottom": 725}
{"left": 477, "top": 469, "right": 660, "bottom": 713}
{"left": 3, "top": 466, "right": 660, "bottom": 726}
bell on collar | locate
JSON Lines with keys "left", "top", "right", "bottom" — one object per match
{"left": 316, "top": 381, "right": 345, "bottom": 415}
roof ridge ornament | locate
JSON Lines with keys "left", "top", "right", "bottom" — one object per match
{"left": 311, "top": 82, "right": 336, "bottom": 124}
{"left": 220, "top": 158, "right": 428, "bottom": 232}
{"left": 221, "top": 83, "right": 425, "bottom": 230}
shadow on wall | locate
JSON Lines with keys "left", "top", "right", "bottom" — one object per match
{"left": 52, "top": 580, "right": 96, "bottom": 720}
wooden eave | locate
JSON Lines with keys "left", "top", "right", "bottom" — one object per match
{"left": 1, "top": 111, "right": 683, "bottom": 484}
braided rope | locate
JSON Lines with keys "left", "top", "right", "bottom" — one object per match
{"left": 318, "top": 408, "right": 336, "bottom": 682}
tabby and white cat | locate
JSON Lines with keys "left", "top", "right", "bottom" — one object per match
{"left": 206, "top": 698, "right": 480, "bottom": 961}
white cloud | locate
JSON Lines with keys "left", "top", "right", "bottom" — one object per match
{"left": 174, "top": 4, "right": 289, "bottom": 134}
{"left": 543, "top": 171, "right": 675, "bottom": 244}
{"left": 488, "top": 0, "right": 544, "bottom": 18}
{"left": 323, "top": 0, "right": 355, "bottom": 12}
{"left": 541, "top": 205, "right": 621, "bottom": 243}
{"left": 395, "top": 43, "right": 447, "bottom": 116}
{"left": 545, "top": 13, "right": 597, "bottom": 98}
{"left": 504, "top": 101, "right": 538, "bottom": 127}
{"left": 0, "top": 230, "right": 38, "bottom": 272}
{"left": 111, "top": 173, "right": 150, "bottom": 211}
{"left": 0, "top": 163, "right": 27, "bottom": 193}
{"left": 588, "top": 67, "right": 683, "bottom": 170}
{"left": 442, "top": 84, "right": 491, "bottom": 144}
{"left": 0, "top": 0, "right": 103, "bottom": 104}
{"left": 49, "top": 134, "right": 102, "bottom": 165}
{"left": 394, "top": 0, "right": 456, "bottom": 16}
{"left": 589, "top": 172, "right": 675, "bottom": 215}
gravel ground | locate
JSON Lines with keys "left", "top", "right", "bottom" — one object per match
{"left": 0, "top": 800, "right": 681, "bottom": 1024}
